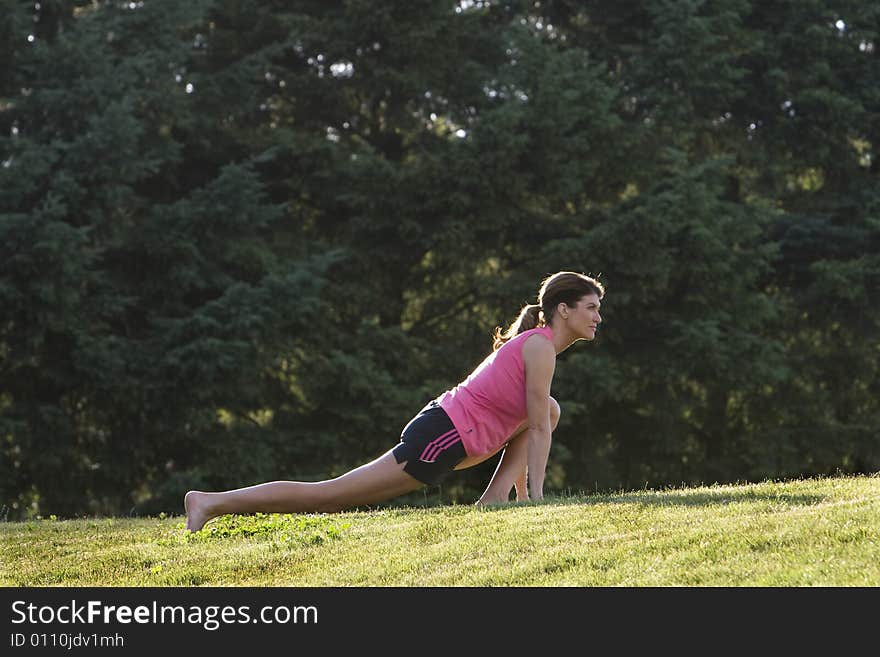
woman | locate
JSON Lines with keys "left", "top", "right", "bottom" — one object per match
{"left": 184, "top": 271, "right": 604, "bottom": 531}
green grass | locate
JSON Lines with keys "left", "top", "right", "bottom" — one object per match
{"left": 3, "top": 474, "right": 879, "bottom": 586}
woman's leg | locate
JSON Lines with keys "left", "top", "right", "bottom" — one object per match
{"left": 184, "top": 449, "right": 424, "bottom": 531}
{"left": 476, "top": 397, "right": 561, "bottom": 505}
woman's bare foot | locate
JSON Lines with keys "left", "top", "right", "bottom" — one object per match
{"left": 184, "top": 491, "right": 217, "bottom": 532}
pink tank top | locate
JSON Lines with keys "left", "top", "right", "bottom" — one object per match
{"left": 436, "top": 326, "right": 555, "bottom": 456}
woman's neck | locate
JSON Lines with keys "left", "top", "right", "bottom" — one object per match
{"left": 546, "top": 321, "right": 578, "bottom": 354}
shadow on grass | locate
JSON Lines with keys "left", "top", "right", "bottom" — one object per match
{"left": 465, "top": 489, "right": 827, "bottom": 513}
{"left": 549, "top": 489, "right": 826, "bottom": 508}
{"left": 318, "top": 480, "right": 838, "bottom": 515}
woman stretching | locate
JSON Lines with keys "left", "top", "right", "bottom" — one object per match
{"left": 184, "top": 271, "right": 604, "bottom": 531}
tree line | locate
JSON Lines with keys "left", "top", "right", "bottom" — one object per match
{"left": 1, "top": 0, "right": 877, "bottom": 518}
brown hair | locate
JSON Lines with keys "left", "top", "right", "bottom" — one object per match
{"left": 492, "top": 271, "right": 605, "bottom": 350}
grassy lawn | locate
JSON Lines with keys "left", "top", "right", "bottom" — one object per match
{"left": 2, "top": 474, "right": 878, "bottom": 586}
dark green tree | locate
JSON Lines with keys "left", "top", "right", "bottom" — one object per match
{"left": 0, "top": 1, "right": 337, "bottom": 517}
{"left": 1, "top": 0, "right": 877, "bottom": 518}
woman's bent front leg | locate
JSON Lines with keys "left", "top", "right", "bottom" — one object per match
{"left": 476, "top": 397, "right": 560, "bottom": 506}
{"left": 476, "top": 427, "right": 529, "bottom": 505}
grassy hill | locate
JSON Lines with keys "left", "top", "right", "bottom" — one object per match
{"left": 2, "top": 474, "right": 878, "bottom": 586}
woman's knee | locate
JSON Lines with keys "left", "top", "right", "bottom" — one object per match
{"left": 549, "top": 396, "right": 561, "bottom": 430}
{"left": 314, "top": 453, "right": 422, "bottom": 511}
{"left": 307, "top": 482, "right": 347, "bottom": 513}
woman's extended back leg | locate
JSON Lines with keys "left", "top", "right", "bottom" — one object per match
{"left": 185, "top": 450, "right": 423, "bottom": 531}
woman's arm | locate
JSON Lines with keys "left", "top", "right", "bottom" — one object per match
{"left": 522, "top": 336, "right": 557, "bottom": 501}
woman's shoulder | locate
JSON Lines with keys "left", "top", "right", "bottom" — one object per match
{"left": 520, "top": 326, "right": 554, "bottom": 342}
{"left": 521, "top": 330, "right": 556, "bottom": 376}
{"left": 517, "top": 327, "right": 555, "bottom": 358}
{"left": 521, "top": 328, "right": 555, "bottom": 351}
{"left": 495, "top": 327, "right": 553, "bottom": 357}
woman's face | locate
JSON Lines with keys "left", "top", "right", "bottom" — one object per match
{"left": 561, "top": 293, "right": 602, "bottom": 340}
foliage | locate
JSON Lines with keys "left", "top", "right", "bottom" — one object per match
{"left": 0, "top": 0, "right": 877, "bottom": 517}
{"left": 157, "top": 512, "right": 349, "bottom": 546}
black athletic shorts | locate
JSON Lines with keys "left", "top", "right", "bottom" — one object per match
{"left": 392, "top": 400, "right": 467, "bottom": 486}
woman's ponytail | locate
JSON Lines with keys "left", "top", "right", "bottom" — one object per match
{"left": 492, "top": 303, "right": 543, "bottom": 351}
